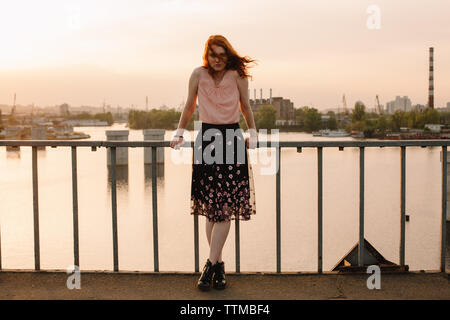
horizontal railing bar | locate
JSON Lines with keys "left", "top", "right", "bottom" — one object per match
{"left": 0, "top": 141, "right": 105, "bottom": 147}
{"left": 1, "top": 140, "right": 449, "bottom": 148}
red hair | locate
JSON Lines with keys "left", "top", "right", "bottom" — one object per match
{"left": 202, "top": 35, "right": 258, "bottom": 80}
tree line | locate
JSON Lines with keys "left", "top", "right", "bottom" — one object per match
{"left": 238, "top": 102, "right": 444, "bottom": 137}
{"left": 128, "top": 103, "right": 445, "bottom": 136}
{"left": 345, "top": 102, "right": 442, "bottom": 137}
{"left": 67, "top": 111, "right": 114, "bottom": 126}
{"left": 128, "top": 108, "right": 196, "bottom": 130}
{"left": 1, "top": 103, "right": 446, "bottom": 137}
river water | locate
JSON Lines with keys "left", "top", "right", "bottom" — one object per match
{"left": 0, "top": 123, "right": 444, "bottom": 272}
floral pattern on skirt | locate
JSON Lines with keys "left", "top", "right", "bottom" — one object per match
{"left": 190, "top": 122, "right": 256, "bottom": 222}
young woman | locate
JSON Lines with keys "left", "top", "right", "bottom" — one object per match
{"left": 170, "top": 35, "right": 257, "bottom": 291}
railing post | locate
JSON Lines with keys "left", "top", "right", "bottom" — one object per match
{"left": 71, "top": 146, "right": 80, "bottom": 268}
{"left": 358, "top": 146, "right": 365, "bottom": 267}
{"left": 276, "top": 145, "right": 281, "bottom": 273}
{"left": 192, "top": 148, "right": 199, "bottom": 273}
{"left": 0, "top": 225, "right": 2, "bottom": 270}
{"left": 110, "top": 146, "right": 119, "bottom": 272}
{"left": 441, "top": 146, "right": 447, "bottom": 272}
{"left": 194, "top": 214, "right": 199, "bottom": 273}
{"left": 400, "top": 146, "right": 406, "bottom": 266}
{"left": 317, "top": 147, "right": 323, "bottom": 273}
{"left": 235, "top": 216, "right": 240, "bottom": 273}
{"left": 32, "top": 146, "right": 40, "bottom": 271}
{"left": 151, "top": 146, "right": 159, "bottom": 272}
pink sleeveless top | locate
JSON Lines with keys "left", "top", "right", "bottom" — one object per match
{"left": 197, "top": 67, "right": 241, "bottom": 124}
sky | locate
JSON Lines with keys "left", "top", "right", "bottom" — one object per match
{"left": 0, "top": 0, "right": 449, "bottom": 111}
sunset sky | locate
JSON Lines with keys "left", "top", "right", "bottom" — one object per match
{"left": 0, "top": 0, "right": 449, "bottom": 111}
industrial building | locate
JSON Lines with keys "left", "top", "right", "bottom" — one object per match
{"left": 248, "top": 88, "right": 295, "bottom": 120}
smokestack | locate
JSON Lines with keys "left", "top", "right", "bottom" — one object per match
{"left": 254, "top": 89, "right": 256, "bottom": 103}
{"left": 428, "top": 47, "right": 434, "bottom": 109}
{"left": 270, "top": 88, "right": 272, "bottom": 104}
{"left": 260, "top": 88, "right": 262, "bottom": 104}
{"left": 146, "top": 96, "right": 148, "bottom": 111}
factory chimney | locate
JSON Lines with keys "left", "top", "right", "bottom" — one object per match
{"left": 260, "top": 88, "right": 262, "bottom": 104}
{"left": 270, "top": 88, "right": 272, "bottom": 104}
{"left": 428, "top": 47, "right": 434, "bottom": 109}
{"left": 254, "top": 89, "right": 256, "bottom": 104}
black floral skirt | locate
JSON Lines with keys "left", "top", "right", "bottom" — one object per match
{"left": 190, "top": 121, "right": 256, "bottom": 222}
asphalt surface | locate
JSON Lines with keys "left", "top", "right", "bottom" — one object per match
{"left": 0, "top": 271, "right": 448, "bottom": 300}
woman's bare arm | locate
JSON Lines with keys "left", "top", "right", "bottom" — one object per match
{"left": 170, "top": 68, "right": 199, "bottom": 149}
{"left": 236, "top": 73, "right": 256, "bottom": 131}
{"left": 236, "top": 72, "right": 258, "bottom": 148}
{"left": 176, "top": 67, "right": 200, "bottom": 131}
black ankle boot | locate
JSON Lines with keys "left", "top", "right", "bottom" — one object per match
{"left": 212, "top": 261, "right": 227, "bottom": 290}
{"left": 197, "top": 259, "right": 215, "bottom": 291}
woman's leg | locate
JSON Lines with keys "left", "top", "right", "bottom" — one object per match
{"left": 206, "top": 220, "right": 223, "bottom": 263}
{"left": 206, "top": 220, "right": 214, "bottom": 246}
{"left": 208, "top": 205, "right": 232, "bottom": 264}
{"left": 208, "top": 221, "right": 231, "bottom": 264}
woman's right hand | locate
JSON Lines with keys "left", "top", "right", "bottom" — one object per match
{"left": 170, "top": 136, "right": 184, "bottom": 150}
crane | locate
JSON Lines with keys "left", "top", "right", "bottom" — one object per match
{"left": 376, "top": 95, "right": 383, "bottom": 115}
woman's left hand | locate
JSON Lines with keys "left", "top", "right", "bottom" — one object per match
{"left": 245, "top": 136, "right": 257, "bottom": 149}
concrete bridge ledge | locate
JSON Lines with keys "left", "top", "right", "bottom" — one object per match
{"left": 0, "top": 270, "right": 448, "bottom": 300}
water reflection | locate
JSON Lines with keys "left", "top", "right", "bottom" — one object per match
{"left": 144, "top": 163, "right": 165, "bottom": 183}
{"left": 107, "top": 165, "right": 129, "bottom": 187}
{"left": 6, "top": 147, "right": 21, "bottom": 158}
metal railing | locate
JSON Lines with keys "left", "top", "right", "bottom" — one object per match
{"left": 0, "top": 139, "right": 448, "bottom": 273}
